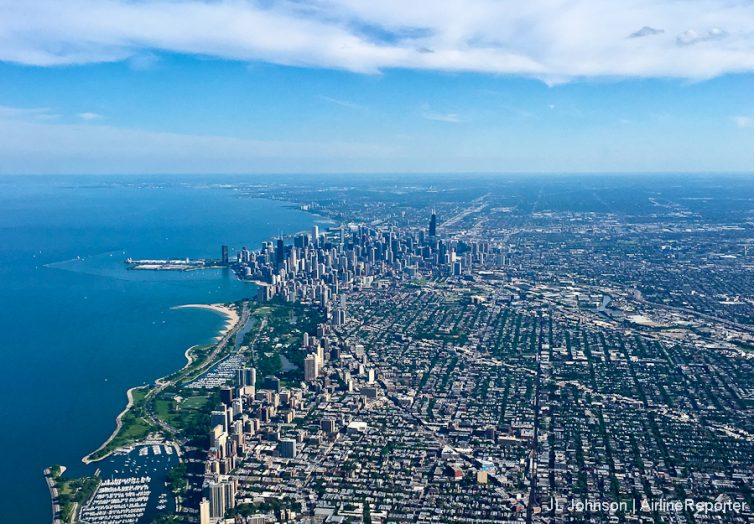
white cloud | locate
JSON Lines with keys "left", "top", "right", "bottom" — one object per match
{"left": 0, "top": 105, "right": 57, "bottom": 120}
{"left": 676, "top": 27, "right": 728, "bottom": 46}
{"left": 1, "top": 1, "right": 754, "bottom": 81}
{"left": 421, "top": 106, "right": 461, "bottom": 123}
{"left": 732, "top": 115, "right": 753, "bottom": 128}
{"left": 319, "top": 96, "right": 368, "bottom": 112}
{"left": 77, "top": 112, "right": 102, "bottom": 121}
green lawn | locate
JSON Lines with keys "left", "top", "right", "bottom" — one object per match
{"left": 154, "top": 393, "right": 213, "bottom": 432}
{"left": 87, "top": 386, "right": 158, "bottom": 461}
{"left": 56, "top": 475, "right": 100, "bottom": 522}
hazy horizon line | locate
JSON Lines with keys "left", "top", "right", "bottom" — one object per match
{"left": 3, "top": 171, "right": 754, "bottom": 178}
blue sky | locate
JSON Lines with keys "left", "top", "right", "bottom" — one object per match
{"left": 1, "top": 0, "right": 754, "bottom": 174}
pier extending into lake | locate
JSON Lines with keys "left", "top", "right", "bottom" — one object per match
{"left": 125, "top": 257, "right": 223, "bottom": 271}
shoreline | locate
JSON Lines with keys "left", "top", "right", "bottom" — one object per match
{"left": 44, "top": 465, "right": 66, "bottom": 524}
{"left": 171, "top": 303, "right": 240, "bottom": 341}
{"left": 82, "top": 386, "right": 140, "bottom": 464}
{"left": 81, "top": 302, "right": 242, "bottom": 464}
{"left": 184, "top": 344, "right": 198, "bottom": 368}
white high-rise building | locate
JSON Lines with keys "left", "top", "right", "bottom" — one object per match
{"left": 304, "top": 354, "right": 319, "bottom": 382}
{"left": 199, "top": 498, "right": 210, "bottom": 524}
{"left": 232, "top": 397, "right": 243, "bottom": 418}
{"left": 205, "top": 477, "right": 236, "bottom": 519}
{"left": 316, "top": 345, "right": 324, "bottom": 367}
{"left": 245, "top": 367, "right": 256, "bottom": 387}
{"left": 207, "top": 481, "right": 225, "bottom": 518}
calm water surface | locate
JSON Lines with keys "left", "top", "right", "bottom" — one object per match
{"left": 0, "top": 176, "right": 315, "bottom": 522}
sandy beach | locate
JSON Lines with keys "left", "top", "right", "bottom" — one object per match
{"left": 83, "top": 303, "right": 243, "bottom": 464}
{"left": 171, "top": 303, "right": 240, "bottom": 340}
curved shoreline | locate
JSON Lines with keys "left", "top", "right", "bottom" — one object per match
{"left": 171, "top": 303, "right": 240, "bottom": 340}
{"left": 184, "top": 344, "right": 197, "bottom": 368}
{"left": 81, "top": 302, "right": 241, "bottom": 464}
{"left": 82, "top": 386, "right": 139, "bottom": 464}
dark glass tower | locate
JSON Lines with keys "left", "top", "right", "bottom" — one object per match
{"left": 276, "top": 237, "right": 285, "bottom": 267}
{"left": 429, "top": 209, "right": 437, "bottom": 238}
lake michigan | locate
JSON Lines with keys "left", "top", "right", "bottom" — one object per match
{"left": 0, "top": 176, "right": 316, "bottom": 522}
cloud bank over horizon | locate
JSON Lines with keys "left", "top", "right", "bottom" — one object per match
{"left": 3, "top": 0, "right": 754, "bottom": 81}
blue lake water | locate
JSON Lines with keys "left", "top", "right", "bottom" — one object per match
{"left": 0, "top": 176, "right": 316, "bottom": 522}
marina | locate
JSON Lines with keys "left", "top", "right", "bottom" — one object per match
{"left": 187, "top": 351, "right": 246, "bottom": 389}
{"left": 187, "top": 315, "right": 257, "bottom": 389}
{"left": 80, "top": 444, "right": 180, "bottom": 524}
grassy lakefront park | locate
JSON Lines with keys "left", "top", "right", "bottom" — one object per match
{"left": 48, "top": 297, "right": 325, "bottom": 522}
{"left": 83, "top": 302, "right": 244, "bottom": 464}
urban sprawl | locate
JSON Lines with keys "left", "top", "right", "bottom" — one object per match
{"left": 54, "top": 179, "right": 754, "bottom": 524}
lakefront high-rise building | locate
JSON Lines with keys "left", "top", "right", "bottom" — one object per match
{"left": 205, "top": 476, "right": 236, "bottom": 519}
{"left": 199, "top": 498, "right": 210, "bottom": 524}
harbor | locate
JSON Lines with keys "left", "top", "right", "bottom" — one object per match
{"left": 79, "top": 443, "right": 180, "bottom": 524}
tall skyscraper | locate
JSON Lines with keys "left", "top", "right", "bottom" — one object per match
{"left": 221, "top": 245, "right": 229, "bottom": 266}
{"left": 206, "top": 477, "right": 236, "bottom": 519}
{"left": 211, "top": 410, "right": 228, "bottom": 433}
{"left": 220, "top": 386, "right": 234, "bottom": 407}
{"left": 244, "top": 367, "right": 256, "bottom": 388}
{"left": 304, "top": 354, "right": 319, "bottom": 382}
{"left": 199, "top": 498, "right": 210, "bottom": 524}
{"left": 429, "top": 209, "right": 437, "bottom": 238}
{"left": 312, "top": 225, "right": 319, "bottom": 242}
{"left": 276, "top": 237, "right": 285, "bottom": 267}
